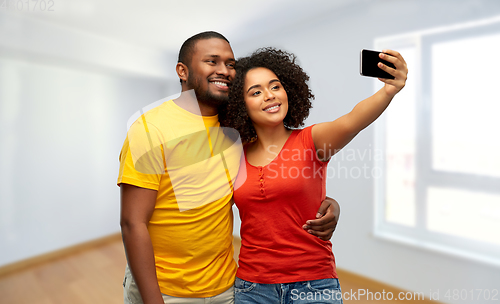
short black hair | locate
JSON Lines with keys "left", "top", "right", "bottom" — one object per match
{"left": 219, "top": 47, "right": 314, "bottom": 143}
{"left": 178, "top": 31, "right": 230, "bottom": 84}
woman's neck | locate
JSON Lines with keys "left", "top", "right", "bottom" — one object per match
{"left": 250, "top": 123, "right": 292, "bottom": 154}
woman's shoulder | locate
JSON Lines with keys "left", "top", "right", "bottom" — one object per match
{"left": 290, "top": 125, "right": 317, "bottom": 149}
{"left": 292, "top": 125, "right": 315, "bottom": 135}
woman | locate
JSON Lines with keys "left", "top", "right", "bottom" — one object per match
{"left": 220, "top": 48, "right": 407, "bottom": 303}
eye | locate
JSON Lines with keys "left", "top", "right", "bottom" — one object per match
{"left": 251, "top": 90, "right": 261, "bottom": 96}
{"left": 206, "top": 60, "right": 216, "bottom": 65}
{"left": 227, "top": 62, "right": 235, "bottom": 69}
{"left": 271, "top": 85, "right": 280, "bottom": 90}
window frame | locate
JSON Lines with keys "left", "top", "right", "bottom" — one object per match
{"left": 373, "top": 18, "right": 500, "bottom": 267}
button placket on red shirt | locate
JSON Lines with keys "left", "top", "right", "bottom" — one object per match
{"left": 258, "top": 166, "right": 265, "bottom": 196}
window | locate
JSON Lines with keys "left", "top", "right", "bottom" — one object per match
{"left": 374, "top": 17, "right": 500, "bottom": 265}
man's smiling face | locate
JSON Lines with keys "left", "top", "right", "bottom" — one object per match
{"left": 186, "top": 38, "right": 236, "bottom": 108}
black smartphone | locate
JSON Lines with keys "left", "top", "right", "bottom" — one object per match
{"left": 360, "top": 49, "right": 395, "bottom": 79}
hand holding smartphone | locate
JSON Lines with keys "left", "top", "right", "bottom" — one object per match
{"left": 360, "top": 49, "right": 395, "bottom": 79}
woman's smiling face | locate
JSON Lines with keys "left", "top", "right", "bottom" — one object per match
{"left": 243, "top": 67, "right": 288, "bottom": 128}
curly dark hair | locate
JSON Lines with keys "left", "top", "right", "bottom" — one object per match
{"left": 219, "top": 47, "right": 314, "bottom": 143}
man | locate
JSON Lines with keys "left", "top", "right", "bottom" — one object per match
{"left": 118, "top": 31, "right": 339, "bottom": 304}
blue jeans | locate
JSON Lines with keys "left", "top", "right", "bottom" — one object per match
{"left": 234, "top": 277, "right": 343, "bottom": 304}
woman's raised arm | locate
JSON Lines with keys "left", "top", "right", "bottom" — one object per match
{"left": 312, "top": 49, "right": 408, "bottom": 161}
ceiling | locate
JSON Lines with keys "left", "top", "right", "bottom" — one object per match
{"left": 10, "top": 0, "right": 355, "bottom": 53}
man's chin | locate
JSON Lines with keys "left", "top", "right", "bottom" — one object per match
{"left": 199, "top": 93, "right": 229, "bottom": 107}
{"left": 213, "top": 95, "right": 229, "bottom": 106}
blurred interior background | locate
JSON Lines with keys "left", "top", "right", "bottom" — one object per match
{"left": 1, "top": 1, "right": 500, "bottom": 303}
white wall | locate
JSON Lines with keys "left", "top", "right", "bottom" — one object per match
{"left": 2, "top": 1, "right": 500, "bottom": 303}
{"left": 231, "top": 1, "right": 500, "bottom": 303}
{"left": 0, "top": 13, "right": 177, "bottom": 266}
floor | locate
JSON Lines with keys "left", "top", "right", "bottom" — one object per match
{"left": 0, "top": 240, "right": 126, "bottom": 304}
{"left": 0, "top": 237, "right": 438, "bottom": 304}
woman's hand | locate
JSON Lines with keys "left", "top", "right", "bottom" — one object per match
{"left": 378, "top": 49, "right": 408, "bottom": 98}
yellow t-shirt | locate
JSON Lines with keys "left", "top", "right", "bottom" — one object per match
{"left": 117, "top": 99, "right": 243, "bottom": 297}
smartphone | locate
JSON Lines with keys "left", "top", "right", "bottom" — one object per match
{"left": 360, "top": 49, "right": 395, "bottom": 79}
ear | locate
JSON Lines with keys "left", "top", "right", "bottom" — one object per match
{"left": 176, "top": 62, "right": 188, "bottom": 83}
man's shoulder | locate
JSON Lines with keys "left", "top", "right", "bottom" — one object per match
{"left": 128, "top": 100, "right": 179, "bottom": 135}
{"left": 140, "top": 99, "right": 176, "bottom": 123}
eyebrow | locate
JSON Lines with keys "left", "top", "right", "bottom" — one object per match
{"left": 204, "top": 54, "right": 236, "bottom": 61}
{"left": 246, "top": 79, "right": 281, "bottom": 93}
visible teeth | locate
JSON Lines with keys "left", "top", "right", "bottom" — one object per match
{"left": 264, "top": 105, "right": 279, "bottom": 112}
{"left": 212, "top": 81, "right": 227, "bottom": 86}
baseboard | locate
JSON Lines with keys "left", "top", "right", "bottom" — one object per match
{"left": 0, "top": 232, "right": 122, "bottom": 278}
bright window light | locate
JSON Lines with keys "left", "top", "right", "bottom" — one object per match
{"left": 432, "top": 34, "right": 500, "bottom": 177}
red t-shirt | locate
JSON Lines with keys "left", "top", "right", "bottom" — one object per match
{"left": 234, "top": 126, "right": 337, "bottom": 284}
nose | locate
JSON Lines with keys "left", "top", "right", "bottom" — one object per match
{"left": 216, "top": 63, "right": 230, "bottom": 77}
{"left": 264, "top": 89, "right": 275, "bottom": 101}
